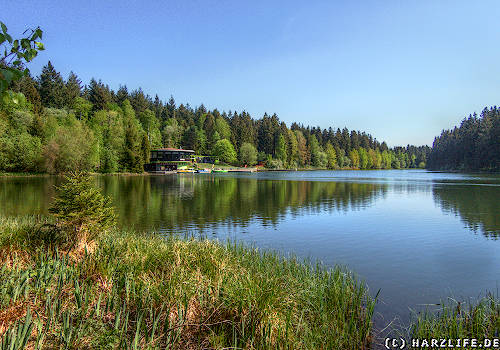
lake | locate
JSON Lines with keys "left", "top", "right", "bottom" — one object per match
{"left": 1, "top": 169, "right": 500, "bottom": 329}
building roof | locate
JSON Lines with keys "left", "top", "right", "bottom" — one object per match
{"left": 151, "top": 148, "right": 195, "bottom": 153}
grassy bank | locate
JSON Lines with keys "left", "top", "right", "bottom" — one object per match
{"left": 0, "top": 216, "right": 376, "bottom": 349}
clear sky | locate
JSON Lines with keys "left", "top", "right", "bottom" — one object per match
{"left": 3, "top": 0, "right": 500, "bottom": 146}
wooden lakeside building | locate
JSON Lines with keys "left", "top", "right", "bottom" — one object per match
{"left": 144, "top": 148, "right": 216, "bottom": 172}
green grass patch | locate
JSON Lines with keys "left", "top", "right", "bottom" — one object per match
{"left": 0, "top": 216, "right": 376, "bottom": 349}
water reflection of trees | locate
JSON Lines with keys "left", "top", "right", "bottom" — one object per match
{"left": 433, "top": 185, "right": 500, "bottom": 238}
{"left": 97, "top": 176, "right": 388, "bottom": 232}
{"left": 0, "top": 176, "right": 58, "bottom": 216}
{"left": 0, "top": 175, "right": 388, "bottom": 233}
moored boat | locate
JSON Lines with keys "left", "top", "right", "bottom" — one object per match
{"left": 177, "top": 169, "right": 196, "bottom": 173}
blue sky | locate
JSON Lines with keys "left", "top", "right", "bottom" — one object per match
{"left": 3, "top": 0, "right": 500, "bottom": 146}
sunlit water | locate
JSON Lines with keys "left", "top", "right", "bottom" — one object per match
{"left": 1, "top": 170, "right": 500, "bottom": 330}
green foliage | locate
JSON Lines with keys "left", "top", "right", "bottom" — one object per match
{"left": 287, "top": 129, "right": 299, "bottom": 166}
{"left": 122, "top": 102, "right": 145, "bottom": 173}
{"left": 358, "top": 148, "right": 369, "bottom": 169}
{"left": 72, "top": 96, "right": 92, "bottom": 120}
{"left": 213, "top": 139, "right": 237, "bottom": 164}
{"left": 239, "top": 142, "right": 258, "bottom": 165}
{"left": 276, "top": 133, "right": 287, "bottom": 165}
{"left": 0, "top": 21, "right": 44, "bottom": 95}
{"left": 48, "top": 171, "right": 116, "bottom": 245}
{"left": 161, "top": 118, "right": 182, "bottom": 148}
{"left": 325, "top": 143, "right": 337, "bottom": 169}
{"left": 309, "top": 135, "right": 326, "bottom": 167}
{"left": 294, "top": 130, "right": 309, "bottom": 166}
{"left": 11, "top": 75, "right": 42, "bottom": 115}
{"left": 215, "top": 115, "right": 231, "bottom": 140}
{"left": 349, "top": 149, "right": 360, "bottom": 168}
{"left": 0, "top": 134, "right": 35, "bottom": 172}
{"left": 42, "top": 121, "right": 97, "bottom": 174}
{"left": 266, "top": 158, "right": 284, "bottom": 169}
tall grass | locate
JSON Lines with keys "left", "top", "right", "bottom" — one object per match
{"left": 0, "top": 216, "right": 376, "bottom": 349}
{"left": 408, "top": 295, "right": 500, "bottom": 346}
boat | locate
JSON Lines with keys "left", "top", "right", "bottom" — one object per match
{"left": 212, "top": 169, "right": 228, "bottom": 173}
{"left": 177, "top": 169, "right": 196, "bottom": 173}
{"left": 197, "top": 169, "right": 212, "bottom": 173}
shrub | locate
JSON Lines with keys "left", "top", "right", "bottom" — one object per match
{"left": 266, "top": 158, "right": 284, "bottom": 169}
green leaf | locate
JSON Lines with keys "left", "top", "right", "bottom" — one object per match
{"left": 5, "top": 33, "right": 12, "bottom": 44}
{"left": 21, "top": 38, "right": 30, "bottom": 49}
{"left": 1, "top": 22, "right": 7, "bottom": 35}
{"left": 1, "top": 68, "right": 14, "bottom": 83}
{"left": 24, "top": 51, "right": 32, "bottom": 61}
{"left": 35, "top": 42, "right": 44, "bottom": 50}
{"left": 0, "top": 33, "right": 4, "bottom": 44}
{"left": 11, "top": 68, "right": 23, "bottom": 80}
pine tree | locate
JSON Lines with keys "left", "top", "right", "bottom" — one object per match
{"left": 116, "top": 85, "right": 129, "bottom": 104}
{"left": 49, "top": 171, "right": 116, "bottom": 247}
{"left": 65, "top": 71, "right": 82, "bottom": 107}
{"left": 88, "top": 78, "right": 111, "bottom": 111}
{"left": 129, "top": 88, "right": 149, "bottom": 115}
{"left": 38, "top": 61, "right": 66, "bottom": 108}
{"left": 166, "top": 95, "right": 176, "bottom": 119}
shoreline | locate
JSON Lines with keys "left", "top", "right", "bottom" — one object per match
{"left": 0, "top": 167, "right": 431, "bottom": 178}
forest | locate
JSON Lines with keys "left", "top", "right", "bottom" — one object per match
{"left": 427, "top": 106, "right": 500, "bottom": 171}
{"left": 0, "top": 60, "right": 430, "bottom": 174}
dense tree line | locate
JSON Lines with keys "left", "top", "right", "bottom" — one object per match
{"left": 0, "top": 61, "right": 429, "bottom": 174}
{"left": 427, "top": 107, "right": 500, "bottom": 171}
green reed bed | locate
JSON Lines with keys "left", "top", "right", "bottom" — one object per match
{"left": 0, "top": 216, "right": 376, "bottom": 349}
{"left": 407, "top": 295, "right": 500, "bottom": 347}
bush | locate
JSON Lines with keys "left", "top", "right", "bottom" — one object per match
{"left": 266, "top": 158, "right": 284, "bottom": 169}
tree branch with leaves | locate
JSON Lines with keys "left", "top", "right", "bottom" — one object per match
{"left": 0, "top": 21, "right": 44, "bottom": 95}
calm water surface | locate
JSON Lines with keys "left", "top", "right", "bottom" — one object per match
{"left": 1, "top": 170, "right": 500, "bottom": 328}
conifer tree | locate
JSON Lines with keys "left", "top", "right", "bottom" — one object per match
{"left": 38, "top": 61, "right": 65, "bottom": 108}
{"left": 88, "top": 78, "right": 110, "bottom": 111}
{"left": 65, "top": 71, "right": 82, "bottom": 107}
{"left": 49, "top": 171, "right": 116, "bottom": 247}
